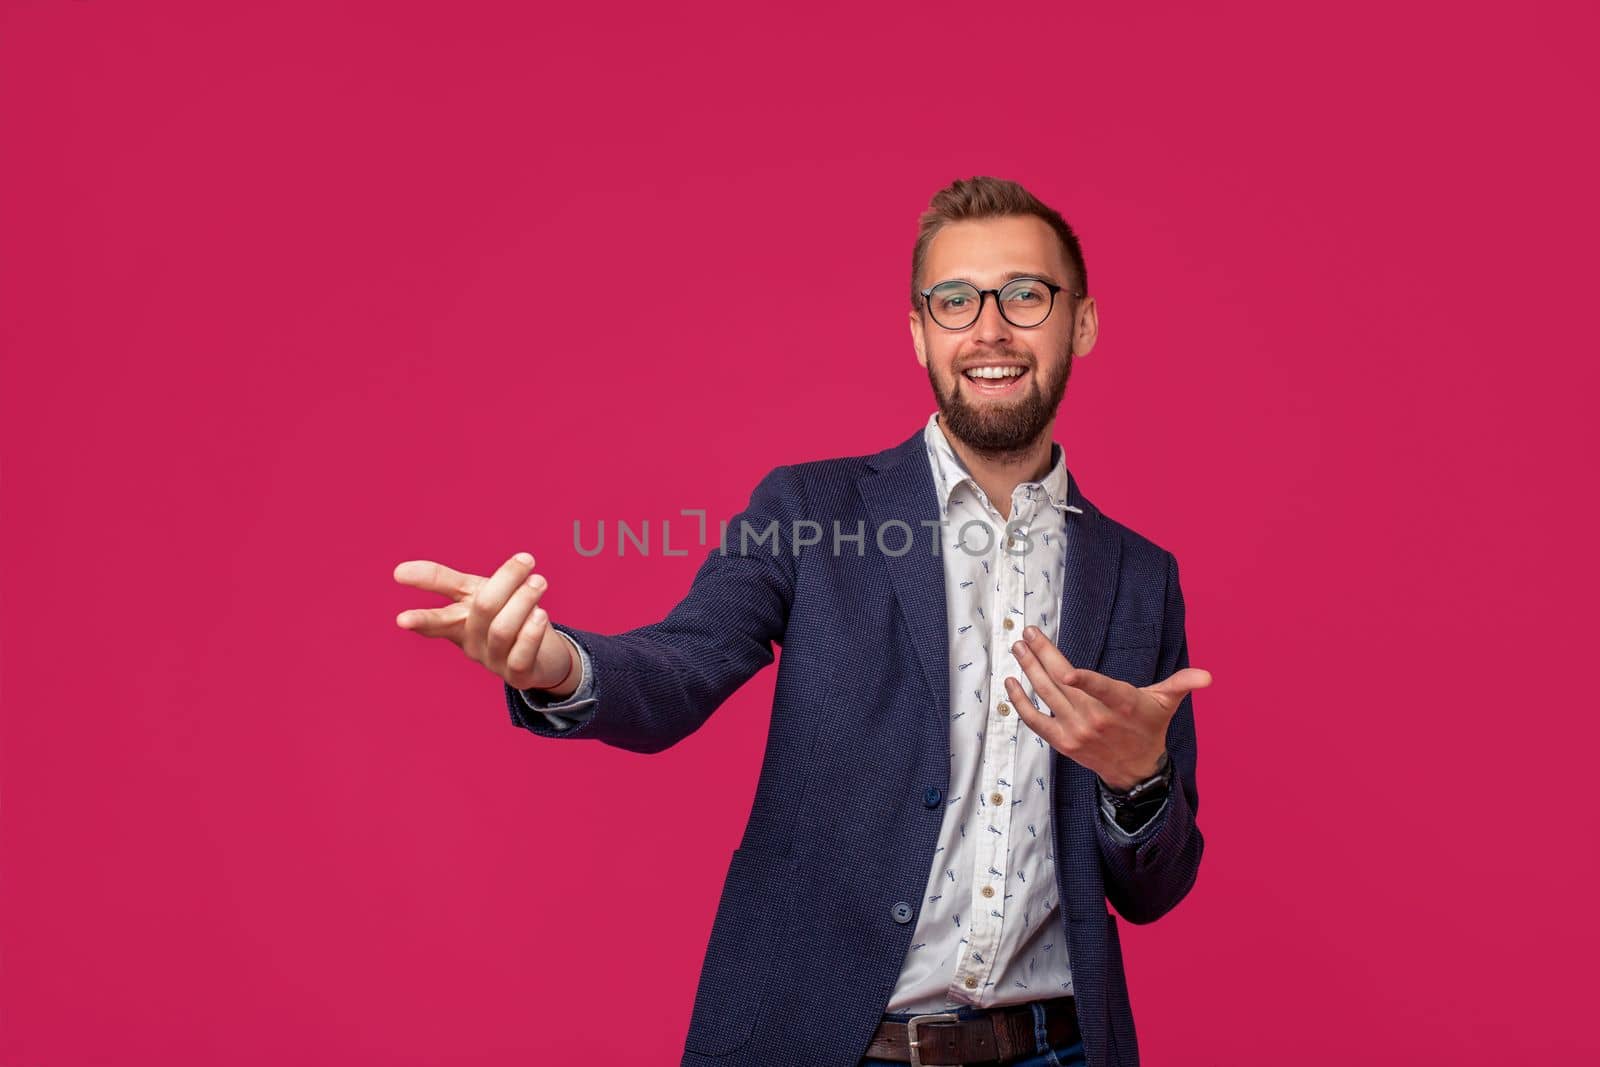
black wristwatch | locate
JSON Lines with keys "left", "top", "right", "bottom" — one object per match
{"left": 1099, "top": 752, "right": 1172, "bottom": 833}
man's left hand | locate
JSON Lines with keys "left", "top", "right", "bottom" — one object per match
{"left": 1004, "top": 625, "right": 1213, "bottom": 790}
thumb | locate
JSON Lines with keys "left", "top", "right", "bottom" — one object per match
{"left": 1146, "top": 667, "right": 1213, "bottom": 709}
{"left": 395, "top": 601, "right": 470, "bottom": 642}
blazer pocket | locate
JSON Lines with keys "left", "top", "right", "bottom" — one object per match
{"left": 1103, "top": 620, "right": 1158, "bottom": 649}
{"left": 1097, "top": 622, "right": 1160, "bottom": 687}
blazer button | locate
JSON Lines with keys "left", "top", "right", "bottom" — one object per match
{"left": 891, "top": 901, "right": 914, "bottom": 924}
{"left": 924, "top": 786, "right": 942, "bottom": 808}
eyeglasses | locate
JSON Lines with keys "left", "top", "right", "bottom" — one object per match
{"left": 919, "top": 275, "right": 1082, "bottom": 331}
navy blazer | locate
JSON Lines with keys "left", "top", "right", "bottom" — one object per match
{"left": 505, "top": 425, "right": 1203, "bottom": 1067}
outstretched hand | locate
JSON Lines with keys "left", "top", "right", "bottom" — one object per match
{"left": 392, "top": 552, "right": 576, "bottom": 693}
{"left": 1003, "top": 625, "right": 1212, "bottom": 790}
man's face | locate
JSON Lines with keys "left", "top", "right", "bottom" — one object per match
{"left": 909, "top": 215, "right": 1097, "bottom": 457}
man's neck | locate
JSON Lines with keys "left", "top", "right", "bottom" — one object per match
{"left": 939, "top": 416, "right": 1056, "bottom": 523}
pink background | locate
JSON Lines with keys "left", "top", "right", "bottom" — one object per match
{"left": 3, "top": 1, "right": 1597, "bottom": 1064}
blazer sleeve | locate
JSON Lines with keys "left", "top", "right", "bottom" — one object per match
{"left": 502, "top": 463, "right": 803, "bottom": 754}
{"left": 1094, "top": 549, "right": 1204, "bottom": 924}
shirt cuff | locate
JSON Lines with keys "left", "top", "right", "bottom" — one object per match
{"left": 515, "top": 631, "right": 597, "bottom": 730}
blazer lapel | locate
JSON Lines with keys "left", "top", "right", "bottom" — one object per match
{"left": 1056, "top": 470, "right": 1121, "bottom": 675}
{"left": 857, "top": 430, "right": 950, "bottom": 727}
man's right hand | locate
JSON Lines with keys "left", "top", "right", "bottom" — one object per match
{"left": 392, "top": 552, "right": 578, "bottom": 695}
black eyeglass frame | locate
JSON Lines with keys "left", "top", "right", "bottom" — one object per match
{"left": 918, "top": 275, "right": 1084, "bottom": 330}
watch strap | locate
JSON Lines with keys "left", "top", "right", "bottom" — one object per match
{"left": 1101, "top": 751, "right": 1171, "bottom": 803}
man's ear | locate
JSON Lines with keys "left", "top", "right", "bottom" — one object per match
{"left": 1071, "top": 295, "right": 1098, "bottom": 358}
{"left": 909, "top": 309, "right": 929, "bottom": 370}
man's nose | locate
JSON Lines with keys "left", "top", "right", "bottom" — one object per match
{"left": 972, "top": 293, "right": 1013, "bottom": 343}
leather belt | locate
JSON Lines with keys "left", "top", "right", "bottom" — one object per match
{"left": 864, "top": 996, "right": 1079, "bottom": 1066}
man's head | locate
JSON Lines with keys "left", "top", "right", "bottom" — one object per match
{"left": 908, "top": 176, "right": 1098, "bottom": 460}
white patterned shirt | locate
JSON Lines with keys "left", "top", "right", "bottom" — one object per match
{"left": 881, "top": 411, "right": 1080, "bottom": 1010}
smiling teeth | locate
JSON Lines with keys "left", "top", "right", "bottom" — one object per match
{"left": 966, "top": 366, "right": 1025, "bottom": 379}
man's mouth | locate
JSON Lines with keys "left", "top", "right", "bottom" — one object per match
{"left": 961, "top": 364, "right": 1030, "bottom": 396}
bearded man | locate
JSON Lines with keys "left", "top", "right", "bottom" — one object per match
{"left": 395, "top": 175, "right": 1213, "bottom": 1067}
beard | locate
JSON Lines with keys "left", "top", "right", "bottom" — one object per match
{"left": 928, "top": 345, "right": 1073, "bottom": 459}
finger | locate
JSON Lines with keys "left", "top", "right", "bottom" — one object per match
{"left": 485, "top": 574, "right": 548, "bottom": 673}
{"left": 505, "top": 602, "right": 554, "bottom": 687}
{"left": 1057, "top": 666, "right": 1138, "bottom": 712}
{"left": 392, "top": 559, "right": 485, "bottom": 599}
{"left": 1021, "top": 624, "right": 1075, "bottom": 673}
{"left": 395, "top": 601, "right": 469, "bottom": 639}
{"left": 1004, "top": 674, "right": 1096, "bottom": 760}
{"left": 465, "top": 552, "right": 537, "bottom": 659}
{"left": 1010, "top": 636, "right": 1092, "bottom": 726}
{"left": 1003, "top": 675, "right": 1067, "bottom": 746}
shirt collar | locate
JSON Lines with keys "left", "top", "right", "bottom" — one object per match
{"left": 921, "top": 411, "right": 1074, "bottom": 518}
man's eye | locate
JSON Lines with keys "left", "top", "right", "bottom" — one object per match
{"left": 942, "top": 295, "right": 969, "bottom": 308}
{"left": 1006, "top": 287, "right": 1043, "bottom": 303}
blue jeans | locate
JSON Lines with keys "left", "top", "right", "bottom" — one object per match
{"left": 858, "top": 1000, "right": 1087, "bottom": 1067}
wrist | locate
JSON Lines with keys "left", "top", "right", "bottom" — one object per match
{"left": 538, "top": 635, "right": 581, "bottom": 699}
{"left": 1100, "top": 751, "right": 1170, "bottom": 796}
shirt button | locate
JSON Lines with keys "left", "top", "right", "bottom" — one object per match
{"left": 891, "top": 901, "right": 914, "bottom": 924}
{"left": 924, "top": 786, "right": 943, "bottom": 808}
{"left": 990, "top": 791, "right": 1004, "bottom": 806}
{"left": 1003, "top": 617, "right": 1015, "bottom": 631}
{"left": 964, "top": 976, "right": 979, "bottom": 989}
{"left": 981, "top": 885, "right": 995, "bottom": 898}
{"left": 997, "top": 702, "right": 1011, "bottom": 716}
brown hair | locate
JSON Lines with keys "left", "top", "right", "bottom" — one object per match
{"left": 909, "top": 176, "right": 1088, "bottom": 312}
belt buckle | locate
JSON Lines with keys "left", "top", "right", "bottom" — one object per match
{"left": 905, "top": 1012, "right": 961, "bottom": 1067}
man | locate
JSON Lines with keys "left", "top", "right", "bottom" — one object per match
{"left": 394, "top": 176, "right": 1212, "bottom": 1067}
